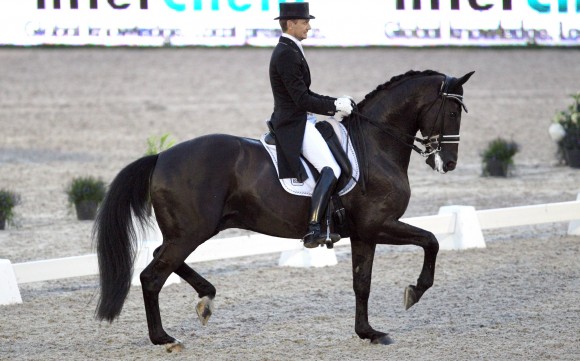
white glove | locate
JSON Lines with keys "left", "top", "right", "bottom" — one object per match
{"left": 334, "top": 97, "right": 354, "bottom": 121}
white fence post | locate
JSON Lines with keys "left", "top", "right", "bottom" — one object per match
{"left": 0, "top": 259, "right": 22, "bottom": 305}
{"left": 437, "top": 205, "right": 486, "bottom": 250}
{"left": 568, "top": 193, "right": 580, "bottom": 236}
{"left": 278, "top": 246, "right": 338, "bottom": 268}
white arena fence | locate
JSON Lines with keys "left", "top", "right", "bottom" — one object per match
{"left": 1, "top": 194, "right": 579, "bottom": 306}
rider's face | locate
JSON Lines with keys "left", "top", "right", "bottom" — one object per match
{"left": 287, "top": 19, "right": 311, "bottom": 41}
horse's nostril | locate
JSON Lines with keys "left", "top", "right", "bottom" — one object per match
{"left": 446, "top": 161, "right": 456, "bottom": 171}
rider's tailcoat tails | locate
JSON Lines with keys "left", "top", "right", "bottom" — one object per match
{"left": 269, "top": 36, "right": 336, "bottom": 182}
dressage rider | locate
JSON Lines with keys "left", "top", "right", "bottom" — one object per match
{"left": 268, "top": 2, "right": 354, "bottom": 248}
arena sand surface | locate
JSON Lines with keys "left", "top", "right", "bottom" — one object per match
{"left": 0, "top": 47, "right": 579, "bottom": 360}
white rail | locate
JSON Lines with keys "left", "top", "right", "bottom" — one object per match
{"left": 13, "top": 254, "right": 99, "bottom": 284}
{"left": 1, "top": 196, "right": 579, "bottom": 305}
{"left": 477, "top": 201, "right": 580, "bottom": 229}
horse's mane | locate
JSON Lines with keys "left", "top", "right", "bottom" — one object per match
{"left": 357, "top": 69, "right": 443, "bottom": 110}
{"left": 348, "top": 70, "right": 443, "bottom": 193}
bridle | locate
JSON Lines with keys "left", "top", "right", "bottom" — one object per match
{"left": 420, "top": 75, "right": 468, "bottom": 156}
{"left": 352, "top": 75, "right": 468, "bottom": 158}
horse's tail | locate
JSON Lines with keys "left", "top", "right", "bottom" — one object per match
{"left": 93, "top": 154, "right": 159, "bottom": 322}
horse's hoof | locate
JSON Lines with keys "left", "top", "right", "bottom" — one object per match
{"left": 371, "top": 334, "right": 395, "bottom": 345}
{"left": 404, "top": 285, "right": 417, "bottom": 310}
{"left": 164, "top": 339, "right": 184, "bottom": 353}
{"left": 196, "top": 296, "right": 214, "bottom": 326}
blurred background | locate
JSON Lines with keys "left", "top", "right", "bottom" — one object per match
{"left": 1, "top": 1, "right": 579, "bottom": 261}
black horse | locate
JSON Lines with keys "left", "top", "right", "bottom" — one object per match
{"left": 94, "top": 69, "right": 474, "bottom": 351}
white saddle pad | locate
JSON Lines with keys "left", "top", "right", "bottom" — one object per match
{"left": 260, "top": 117, "right": 359, "bottom": 197}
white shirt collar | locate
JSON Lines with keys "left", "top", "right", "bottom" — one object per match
{"left": 282, "top": 33, "right": 305, "bottom": 57}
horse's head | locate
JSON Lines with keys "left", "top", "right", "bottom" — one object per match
{"left": 419, "top": 71, "right": 475, "bottom": 173}
{"left": 348, "top": 70, "right": 475, "bottom": 191}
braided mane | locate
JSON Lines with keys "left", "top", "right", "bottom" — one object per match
{"left": 358, "top": 69, "right": 443, "bottom": 109}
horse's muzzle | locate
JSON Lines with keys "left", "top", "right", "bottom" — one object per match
{"left": 426, "top": 154, "right": 456, "bottom": 173}
{"left": 445, "top": 161, "right": 456, "bottom": 171}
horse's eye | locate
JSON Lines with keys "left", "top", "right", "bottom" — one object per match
{"left": 450, "top": 112, "right": 457, "bottom": 118}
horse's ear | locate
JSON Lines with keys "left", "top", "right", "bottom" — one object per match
{"left": 456, "top": 71, "right": 475, "bottom": 87}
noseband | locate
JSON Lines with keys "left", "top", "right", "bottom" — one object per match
{"left": 352, "top": 75, "right": 468, "bottom": 158}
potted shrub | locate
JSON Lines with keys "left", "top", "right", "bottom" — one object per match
{"left": 0, "top": 189, "right": 21, "bottom": 230}
{"left": 549, "top": 92, "right": 580, "bottom": 168}
{"left": 481, "top": 138, "right": 519, "bottom": 177}
{"left": 66, "top": 176, "right": 106, "bottom": 220}
{"left": 145, "top": 133, "right": 176, "bottom": 156}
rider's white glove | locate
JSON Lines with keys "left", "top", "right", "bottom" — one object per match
{"left": 334, "top": 97, "right": 354, "bottom": 122}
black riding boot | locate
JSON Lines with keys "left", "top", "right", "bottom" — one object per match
{"left": 302, "top": 167, "right": 338, "bottom": 248}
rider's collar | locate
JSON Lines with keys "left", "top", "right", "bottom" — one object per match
{"left": 282, "top": 33, "right": 305, "bottom": 57}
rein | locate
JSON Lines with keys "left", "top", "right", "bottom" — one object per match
{"left": 351, "top": 109, "right": 432, "bottom": 156}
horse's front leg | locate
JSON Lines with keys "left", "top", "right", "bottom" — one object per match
{"left": 376, "top": 221, "right": 439, "bottom": 310}
{"left": 351, "top": 238, "right": 395, "bottom": 345}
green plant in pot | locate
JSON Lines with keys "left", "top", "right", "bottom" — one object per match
{"left": 145, "top": 133, "right": 176, "bottom": 156}
{"left": 481, "top": 138, "right": 519, "bottom": 177}
{"left": 66, "top": 176, "right": 106, "bottom": 220}
{"left": 549, "top": 92, "right": 580, "bottom": 168}
{"left": 0, "top": 189, "right": 21, "bottom": 230}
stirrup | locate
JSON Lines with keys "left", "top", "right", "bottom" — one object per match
{"left": 322, "top": 225, "right": 341, "bottom": 249}
{"left": 302, "top": 227, "right": 340, "bottom": 249}
{"left": 323, "top": 206, "right": 341, "bottom": 249}
{"left": 324, "top": 233, "right": 341, "bottom": 249}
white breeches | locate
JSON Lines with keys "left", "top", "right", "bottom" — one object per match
{"left": 301, "top": 118, "right": 341, "bottom": 179}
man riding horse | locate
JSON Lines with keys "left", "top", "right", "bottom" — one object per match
{"left": 269, "top": 2, "right": 354, "bottom": 248}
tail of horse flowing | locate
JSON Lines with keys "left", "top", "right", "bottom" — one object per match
{"left": 93, "top": 154, "right": 159, "bottom": 322}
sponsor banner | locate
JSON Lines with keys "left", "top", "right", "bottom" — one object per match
{"left": 0, "top": 1, "right": 578, "bottom": 47}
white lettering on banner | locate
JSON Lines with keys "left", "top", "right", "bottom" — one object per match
{"left": 0, "top": 0, "right": 578, "bottom": 46}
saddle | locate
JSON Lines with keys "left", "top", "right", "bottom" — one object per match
{"left": 265, "top": 120, "right": 353, "bottom": 190}
{"left": 265, "top": 120, "right": 352, "bottom": 243}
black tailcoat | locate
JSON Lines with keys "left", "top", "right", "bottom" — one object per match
{"left": 269, "top": 36, "right": 336, "bottom": 182}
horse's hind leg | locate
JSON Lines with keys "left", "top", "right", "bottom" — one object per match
{"left": 141, "top": 242, "right": 197, "bottom": 352}
{"left": 152, "top": 247, "right": 217, "bottom": 325}
{"left": 175, "top": 262, "right": 216, "bottom": 325}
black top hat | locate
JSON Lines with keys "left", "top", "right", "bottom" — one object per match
{"left": 274, "top": 2, "right": 315, "bottom": 20}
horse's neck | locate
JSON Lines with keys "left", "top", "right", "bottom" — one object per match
{"left": 360, "top": 93, "right": 420, "bottom": 168}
